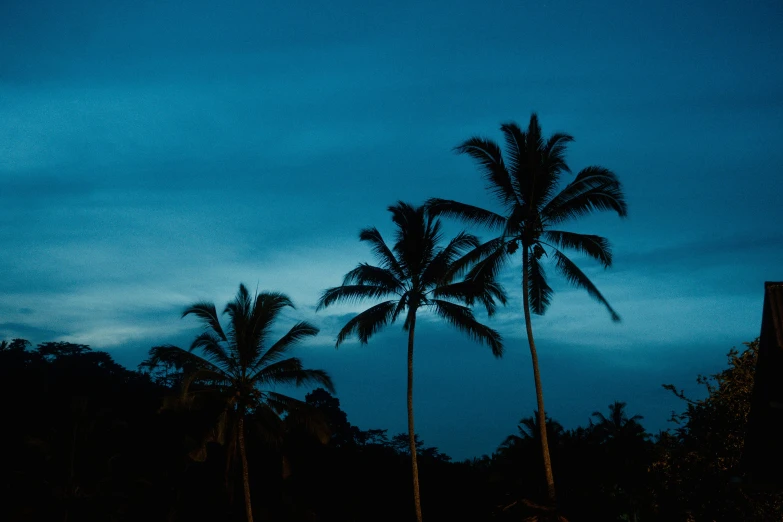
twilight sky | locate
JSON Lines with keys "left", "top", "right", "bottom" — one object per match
{"left": 1, "top": 0, "right": 782, "bottom": 459}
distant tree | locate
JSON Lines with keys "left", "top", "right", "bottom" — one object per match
{"left": 305, "top": 387, "right": 355, "bottom": 448}
{"left": 36, "top": 341, "right": 91, "bottom": 360}
{"left": 356, "top": 428, "right": 390, "bottom": 446}
{"left": 591, "top": 401, "right": 646, "bottom": 442}
{"left": 0, "top": 338, "right": 30, "bottom": 352}
{"left": 317, "top": 202, "right": 505, "bottom": 522}
{"left": 590, "top": 402, "right": 651, "bottom": 521}
{"left": 427, "top": 114, "right": 627, "bottom": 508}
{"left": 141, "top": 284, "right": 334, "bottom": 522}
{"left": 497, "top": 411, "right": 566, "bottom": 465}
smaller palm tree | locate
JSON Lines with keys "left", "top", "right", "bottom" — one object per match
{"left": 509, "top": 412, "right": 566, "bottom": 444}
{"left": 317, "top": 202, "right": 505, "bottom": 522}
{"left": 591, "top": 401, "right": 645, "bottom": 442}
{"left": 143, "top": 284, "right": 334, "bottom": 522}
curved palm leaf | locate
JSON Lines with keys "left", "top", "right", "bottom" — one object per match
{"left": 425, "top": 198, "right": 507, "bottom": 230}
{"left": 551, "top": 249, "right": 621, "bottom": 321}
{"left": 255, "top": 321, "right": 319, "bottom": 369}
{"left": 183, "top": 302, "right": 228, "bottom": 341}
{"left": 359, "top": 227, "right": 405, "bottom": 279}
{"left": 421, "top": 231, "right": 480, "bottom": 286}
{"left": 343, "top": 263, "right": 404, "bottom": 290}
{"left": 543, "top": 230, "right": 612, "bottom": 268}
{"left": 317, "top": 284, "right": 400, "bottom": 310}
{"left": 189, "top": 332, "right": 234, "bottom": 370}
{"left": 252, "top": 357, "right": 334, "bottom": 392}
{"left": 455, "top": 137, "right": 518, "bottom": 207}
{"left": 528, "top": 251, "right": 553, "bottom": 315}
{"left": 335, "top": 300, "right": 399, "bottom": 345}
{"left": 430, "top": 299, "right": 503, "bottom": 357}
{"left": 543, "top": 166, "right": 627, "bottom": 224}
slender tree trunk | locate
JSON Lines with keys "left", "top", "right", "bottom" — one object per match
{"left": 523, "top": 248, "right": 557, "bottom": 507}
{"left": 407, "top": 311, "right": 423, "bottom": 522}
{"left": 238, "top": 410, "right": 254, "bottom": 522}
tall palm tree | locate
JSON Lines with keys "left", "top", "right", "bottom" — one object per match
{"left": 317, "top": 202, "right": 505, "bottom": 522}
{"left": 143, "top": 284, "right": 334, "bottom": 522}
{"left": 426, "top": 114, "right": 627, "bottom": 507}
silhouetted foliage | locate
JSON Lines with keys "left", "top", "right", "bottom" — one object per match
{"left": 652, "top": 339, "right": 783, "bottom": 520}
{"left": 1, "top": 331, "right": 775, "bottom": 522}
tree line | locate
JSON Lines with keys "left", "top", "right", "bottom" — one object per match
{"left": 1, "top": 337, "right": 779, "bottom": 520}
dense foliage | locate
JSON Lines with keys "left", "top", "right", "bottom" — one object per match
{"left": 1, "top": 337, "right": 777, "bottom": 521}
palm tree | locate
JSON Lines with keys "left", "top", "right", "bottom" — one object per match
{"left": 591, "top": 401, "right": 645, "bottom": 442}
{"left": 427, "top": 114, "right": 627, "bottom": 506}
{"left": 507, "top": 411, "right": 565, "bottom": 445}
{"left": 143, "top": 284, "right": 334, "bottom": 522}
{"left": 317, "top": 202, "right": 505, "bottom": 522}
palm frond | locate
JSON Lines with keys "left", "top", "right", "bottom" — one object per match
{"left": 551, "top": 249, "right": 621, "bottom": 322}
{"left": 433, "top": 279, "right": 508, "bottom": 316}
{"left": 464, "top": 239, "right": 512, "bottom": 283}
{"left": 543, "top": 230, "right": 612, "bottom": 268}
{"left": 424, "top": 198, "right": 507, "bottom": 230}
{"left": 342, "top": 263, "right": 404, "bottom": 291}
{"left": 392, "top": 293, "right": 409, "bottom": 323}
{"left": 255, "top": 320, "right": 319, "bottom": 369}
{"left": 180, "top": 367, "right": 233, "bottom": 396}
{"left": 317, "top": 284, "right": 400, "bottom": 310}
{"left": 528, "top": 250, "right": 553, "bottom": 315}
{"left": 390, "top": 202, "right": 439, "bottom": 277}
{"left": 539, "top": 132, "right": 574, "bottom": 203}
{"left": 248, "top": 292, "right": 295, "bottom": 357}
{"left": 443, "top": 236, "right": 506, "bottom": 281}
{"left": 252, "top": 357, "right": 335, "bottom": 392}
{"left": 335, "top": 300, "right": 399, "bottom": 346}
{"left": 430, "top": 299, "right": 504, "bottom": 357}
{"left": 499, "top": 122, "right": 528, "bottom": 202}
{"left": 526, "top": 113, "right": 544, "bottom": 151}
{"left": 455, "top": 136, "right": 518, "bottom": 206}
{"left": 182, "top": 302, "right": 228, "bottom": 341}
{"left": 146, "top": 345, "right": 227, "bottom": 376}
{"left": 359, "top": 226, "right": 405, "bottom": 279}
{"left": 543, "top": 166, "right": 628, "bottom": 224}
{"left": 189, "top": 332, "right": 233, "bottom": 371}
{"left": 421, "top": 231, "right": 480, "bottom": 286}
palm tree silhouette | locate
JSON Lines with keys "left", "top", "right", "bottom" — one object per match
{"left": 508, "top": 411, "right": 566, "bottom": 444}
{"left": 591, "top": 401, "right": 645, "bottom": 442}
{"left": 317, "top": 202, "right": 504, "bottom": 522}
{"left": 427, "top": 114, "right": 627, "bottom": 506}
{"left": 144, "top": 284, "right": 334, "bottom": 522}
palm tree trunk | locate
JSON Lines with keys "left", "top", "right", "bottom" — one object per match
{"left": 238, "top": 410, "right": 254, "bottom": 522}
{"left": 522, "top": 247, "right": 557, "bottom": 506}
{"left": 407, "top": 311, "right": 423, "bottom": 522}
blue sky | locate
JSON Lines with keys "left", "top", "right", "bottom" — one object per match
{"left": 1, "top": 0, "right": 781, "bottom": 459}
